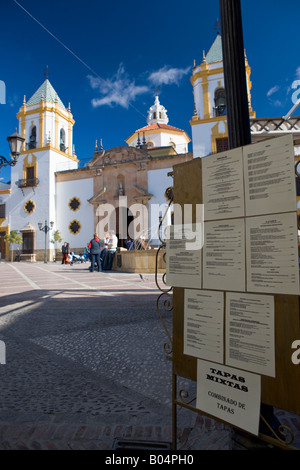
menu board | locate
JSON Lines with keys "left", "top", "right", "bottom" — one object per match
{"left": 184, "top": 289, "right": 224, "bottom": 363}
{"left": 203, "top": 218, "right": 245, "bottom": 291}
{"left": 246, "top": 212, "right": 299, "bottom": 295}
{"left": 202, "top": 147, "right": 245, "bottom": 220}
{"left": 225, "top": 292, "right": 275, "bottom": 377}
{"left": 171, "top": 135, "right": 299, "bottom": 435}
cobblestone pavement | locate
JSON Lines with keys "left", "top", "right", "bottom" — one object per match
{"left": 0, "top": 261, "right": 299, "bottom": 451}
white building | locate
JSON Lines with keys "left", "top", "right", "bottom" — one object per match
{"left": 0, "top": 84, "right": 192, "bottom": 260}
{"left": 126, "top": 95, "right": 190, "bottom": 155}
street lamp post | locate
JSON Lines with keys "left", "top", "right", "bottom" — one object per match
{"left": 38, "top": 220, "right": 54, "bottom": 263}
{"left": 0, "top": 130, "right": 25, "bottom": 168}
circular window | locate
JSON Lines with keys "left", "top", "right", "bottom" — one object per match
{"left": 69, "top": 220, "right": 81, "bottom": 235}
{"left": 24, "top": 200, "right": 36, "bottom": 214}
{"left": 69, "top": 197, "right": 81, "bottom": 212}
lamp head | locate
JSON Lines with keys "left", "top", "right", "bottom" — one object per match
{"left": 7, "top": 129, "right": 25, "bottom": 160}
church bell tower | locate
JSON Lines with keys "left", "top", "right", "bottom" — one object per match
{"left": 8, "top": 76, "right": 79, "bottom": 261}
{"left": 190, "top": 33, "right": 255, "bottom": 158}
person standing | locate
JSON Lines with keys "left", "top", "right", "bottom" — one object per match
{"left": 101, "top": 233, "right": 110, "bottom": 270}
{"left": 66, "top": 243, "right": 72, "bottom": 264}
{"left": 88, "top": 233, "right": 102, "bottom": 272}
{"left": 106, "top": 231, "right": 118, "bottom": 270}
{"left": 61, "top": 242, "right": 68, "bottom": 264}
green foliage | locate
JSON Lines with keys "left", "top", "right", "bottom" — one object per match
{"left": 50, "top": 229, "right": 63, "bottom": 245}
{"left": 4, "top": 230, "right": 22, "bottom": 262}
{"left": 4, "top": 230, "right": 22, "bottom": 245}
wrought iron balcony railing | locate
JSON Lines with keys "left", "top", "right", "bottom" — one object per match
{"left": 15, "top": 177, "right": 40, "bottom": 188}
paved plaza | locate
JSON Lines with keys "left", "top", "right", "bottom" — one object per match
{"left": 0, "top": 260, "right": 298, "bottom": 451}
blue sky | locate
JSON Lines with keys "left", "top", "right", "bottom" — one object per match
{"left": 1, "top": 0, "right": 300, "bottom": 183}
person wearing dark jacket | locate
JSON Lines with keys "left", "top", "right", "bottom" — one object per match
{"left": 88, "top": 233, "right": 102, "bottom": 272}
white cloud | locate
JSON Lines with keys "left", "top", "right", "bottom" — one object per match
{"left": 267, "top": 85, "right": 280, "bottom": 97}
{"left": 148, "top": 65, "right": 191, "bottom": 86}
{"left": 296, "top": 66, "right": 300, "bottom": 79}
{"left": 88, "top": 64, "right": 149, "bottom": 109}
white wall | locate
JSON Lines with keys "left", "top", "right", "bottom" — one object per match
{"left": 8, "top": 149, "right": 52, "bottom": 250}
{"left": 192, "top": 122, "right": 214, "bottom": 158}
{"left": 148, "top": 168, "right": 173, "bottom": 244}
{"left": 56, "top": 177, "right": 94, "bottom": 250}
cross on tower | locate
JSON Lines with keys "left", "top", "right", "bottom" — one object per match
{"left": 214, "top": 19, "right": 221, "bottom": 34}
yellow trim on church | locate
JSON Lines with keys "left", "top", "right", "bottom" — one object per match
{"left": 211, "top": 121, "right": 228, "bottom": 154}
{"left": 17, "top": 104, "right": 75, "bottom": 126}
{"left": 191, "top": 66, "right": 224, "bottom": 86}
{"left": 190, "top": 115, "right": 227, "bottom": 126}
{"left": 20, "top": 146, "right": 79, "bottom": 162}
{"left": 126, "top": 127, "right": 190, "bottom": 146}
{"left": 22, "top": 154, "right": 38, "bottom": 180}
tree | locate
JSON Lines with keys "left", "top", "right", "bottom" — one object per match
{"left": 50, "top": 229, "right": 63, "bottom": 260}
{"left": 4, "top": 230, "right": 22, "bottom": 262}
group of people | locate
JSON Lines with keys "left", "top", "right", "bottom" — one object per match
{"left": 61, "top": 242, "right": 84, "bottom": 264}
{"left": 86, "top": 231, "right": 118, "bottom": 272}
{"left": 61, "top": 231, "right": 119, "bottom": 271}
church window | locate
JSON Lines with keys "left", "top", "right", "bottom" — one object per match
{"left": 24, "top": 200, "right": 35, "bottom": 215}
{"left": 26, "top": 166, "right": 35, "bottom": 182}
{"left": 117, "top": 175, "right": 125, "bottom": 196}
{"left": 214, "top": 87, "right": 226, "bottom": 116}
{"left": 69, "top": 220, "right": 81, "bottom": 235}
{"left": 28, "top": 125, "right": 37, "bottom": 149}
{"left": 153, "top": 112, "right": 156, "bottom": 119}
{"left": 69, "top": 197, "right": 81, "bottom": 212}
{"left": 216, "top": 137, "right": 228, "bottom": 153}
{"left": 60, "top": 128, "right": 66, "bottom": 152}
{"left": 22, "top": 232, "right": 34, "bottom": 254}
{"left": 159, "top": 112, "right": 162, "bottom": 119}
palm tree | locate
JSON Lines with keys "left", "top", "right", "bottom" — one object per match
{"left": 50, "top": 229, "right": 63, "bottom": 261}
{"left": 4, "top": 230, "right": 22, "bottom": 262}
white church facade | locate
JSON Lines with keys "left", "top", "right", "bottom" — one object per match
{"left": 0, "top": 82, "right": 192, "bottom": 261}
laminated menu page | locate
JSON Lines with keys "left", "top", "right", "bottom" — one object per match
{"left": 225, "top": 292, "right": 275, "bottom": 377}
{"left": 203, "top": 218, "right": 246, "bottom": 292}
{"left": 202, "top": 147, "right": 245, "bottom": 220}
{"left": 184, "top": 289, "right": 224, "bottom": 363}
{"left": 245, "top": 212, "right": 300, "bottom": 295}
{"left": 166, "top": 224, "right": 203, "bottom": 288}
{"left": 243, "top": 134, "right": 297, "bottom": 217}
